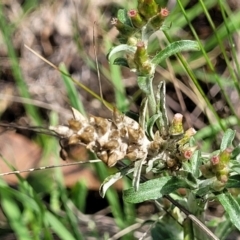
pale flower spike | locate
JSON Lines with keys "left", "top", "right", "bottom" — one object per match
{"left": 50, "top": 108, "right": 197, "bottom": 185}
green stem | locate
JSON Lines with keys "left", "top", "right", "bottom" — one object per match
{"left": 137, "top": 75, "right": 156, "bottom": 116}
{"left": 183, "top": 218, "right": 194, "bottom": 240}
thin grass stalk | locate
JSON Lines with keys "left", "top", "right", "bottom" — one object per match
{"left": 218, "top": 0, "right": 240, "bottom": 96}
{"left": 198, "top": 0, "right": 240, "bottom": 116}
{"left": 163, "top": 29, "right": 224, "bottom": 130}
{"left": 168, "top": 0, "right": 218, "bottom": 32}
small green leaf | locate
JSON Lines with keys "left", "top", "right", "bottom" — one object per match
{"left": 132, "top": 158, "right": 146, "bottom": 191}
{"left": 220, "top": 129, "right": 235, "bottom": 151}
{"left": 194, "top": 179, "right": 214, "bottom": 197}
{"left": 113, "top": 57, "right": 130, "bottom": 68}
{"left": 99, "top": 172, "right": 123, "bottom": 198}
{"left": 123, "top": 177, "right": 169, "bottom": 203}
{"left": 107, "top": 44, "right": 136, "bottom": 61}
{"left": 137, "top": 75, "right": 157, "bottom": 115}
{"left": 151, "top": 40, "right": 200, "bottom": 65}
{"left": 231, "top": 145, "right": 240, "bottom": 160}
{"left": 183, "top": 150, "right": 201, "bottom": 178}
{"left": 156, "top": 81, "right": 169, "bottom": 133}
{"left": 230, "top": 163, "right": 240, "bottom": 174}
{"left": 178, "top": 171, "right": 198, "bottom": 188}
{"left": 138, "top": 97, "right": 148, "bottom": 129}
{"left": 226, "top": 175, "right": 240, "bottom": 188}
{"left": 217, "top": 192, "right": 240, "bottom": 231}
{"left": 147, "top": 113, "right": 162, "bottom": 139}
{"left": 117, "top": 9, "right": 133, "bottom": 27}
{"left": 137, "top": 76, "right": 152, "bottom": 94}
{"left": 123, "top": 176, "right": 194, "bottom": 203}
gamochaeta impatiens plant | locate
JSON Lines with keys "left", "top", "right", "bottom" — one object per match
{"left": 1, "top": 0, "right": 240, "bottom": 239}
{"left": 47, "top": 1, "right": 240, "bottom": 239}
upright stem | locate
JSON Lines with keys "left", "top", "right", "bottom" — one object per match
{"left": 137, "top": 75, "right": 156, "bottom": 116}
{"left": 183, "top": 218, "right": 194, "bottom": 240}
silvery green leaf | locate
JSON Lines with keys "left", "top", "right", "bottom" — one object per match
{"left": 146, "top": 113, "right": 162, "bottom": 139}
{"left": 117, "top": 9, "right": 133, "bottom": 27}
{"left": 231, "top": 145, "right": 240, "bottom": 160}
{"left": 194, "top": 179, "right": 214, "bottom": 197}
{"left": 220, "top": 129, "right": 235, "bottom": 151}
{"left": 132, "top": 158, "right": 146, "bottom": 191}
{"left": 137, "top": 76, "right": 152, "bottom": 95}
{"left": 99, "top": 172, "right": 123, "bottom": 198}
{"left": 138, "top": 97, "right": 148, "bottom": 129}
{"left": 151, "top": 40, "right": 200, "bottom": 65}
{"left": 217, "top": 192, "right": 240, "bottom": 231}
{"left": 178, "top": 170, "right": 198, "bottom": 188}
{"left": 226, "top": 175, "right": 240, "bottom": 188}
{"left": 123, "top": 176, "right": 194, "bottom": 203}
{"left": 107, "top": 45, "right": 136, "bottom": 61}
{"left": 183, "top": 150, "right": 201, "bottom": 178}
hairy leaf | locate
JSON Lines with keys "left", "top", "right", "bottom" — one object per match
{"left": 151, "top": 40, "right": 200, "bottom": 65}
{"left": 147, "top": 113, "right": 163, "bottom": 139}
{"left": 117, "top": 9, "right": 133, "bottom": 27}
{"left": 137, "top": 75, "right": 152, "bottom": 95}
{"left": 217, "top": 192, "right": 240, "bottom": 231}
{"left": 107, "top": 44, "right": 136, "bottom": 61}
{"left": 123, "top": 176, "right": 194, "bottom": 203}
{"left": 99, "top": 172, "right": 123, "bottom": 198}
{"left": 220, "top": 129, "right": 235, "bottom": 151}
{"left": 183, "top": 150, "right": 201, "bottom": 178}
{"left": 231, "top": 145, "right": 240, "bottom": 160}
{"left": 226, "top": 175, "right": 240, "bottom": 188}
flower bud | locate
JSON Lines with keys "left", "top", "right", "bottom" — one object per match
{"left": 169, "top": 113, "right": 184, "bottom": 136}
{"left": 166, "top": 157, "right": 179, "bottom": 170}
{"left": 210, "top": 148, "right": 231, "bottom": 183}
{"left": 211, "top": 155, "right": 220, "bottom": 166}
{"left": 127, "top": 37, "right": 138, "bottom": 46}
{"left": 219, "top": 148, "right": 232, "bottom": 165}
{"left": 111, "top": 18, "right": 135, "bottom": 37}
{"left": 200, "top": 163, "right": 215, "bottom": 179}
{"left": 211, "top": 179, "right": 225, "bottom": 192}
{"left": 133, "top": 41, "right": 152, "bottom": 74}
{"left": 149, "top": 8, "right": 169, "bottom": 29}
{"left": 185, "top": 128, "right": 197, "bottom": 138}
{"left": 178, "top": 146, "right": 197, "bottom": 161}
{"left": 216, "top": 167, "right": 229, "bottom": 183}
{"left": 138, "top": 0, "right": 159, "bottom": 20}
{"left": 134, "top": 41, "right": 148, "bottom": 62}
{"left": 177, "top": 127, "right": 196, "bottom": 146}
{"left": 126, "top": 53, "right": 137, "bottom": 70}
{"left": 212, "top": 148, "right": 232, "bottom": 172}
{"left": 128, "top": 9, "right": 146, "bottom": 28}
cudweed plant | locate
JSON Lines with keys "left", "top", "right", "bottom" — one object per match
{"left": 50, "top": 0, "right": 240, "bottom": 239}
{"left": 48, "top": 1, "right": 240, "bottom": 239}
{"left": 2, "top": 0, "right": 240, "bottom": 239}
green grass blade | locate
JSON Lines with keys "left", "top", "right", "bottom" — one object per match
{"left": 45, "top": 212, "right": 76, "bottom": 240}
{"left": 59, "top": 63, "right": 86, "bottom": 115}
